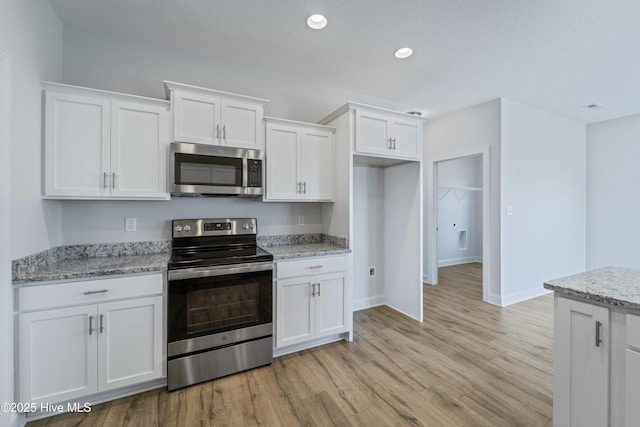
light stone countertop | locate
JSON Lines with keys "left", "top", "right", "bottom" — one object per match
{"left": 544, "top": 267, "right": 640, "bottom": 310}
{"left": 262, "top": 243, "right": 351, "bottom": 261}
{"left": 13, "top": 252, "right": 170, "bottom": 286}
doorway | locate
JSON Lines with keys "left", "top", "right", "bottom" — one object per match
{"left": 425, "top": 147, "right": 491, "bottom": 303}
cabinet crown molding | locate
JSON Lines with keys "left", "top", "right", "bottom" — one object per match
{"left": 41, "top": 81, "right": 170, "bottom": 108}
{"left": 319, "top": 101, "right": 428, "bottom": 125}
{"left": 163, "top": 80, "right": 269, "bottom": 106}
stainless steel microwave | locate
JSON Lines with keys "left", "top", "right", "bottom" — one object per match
{"left": 170, "top": 142, "right": 263, "bottom": 197}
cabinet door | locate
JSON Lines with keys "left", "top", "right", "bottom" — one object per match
{"left": 265, "top": 125, "right": 300, "bottom": 201}
{"left": 221, "top": 99, "right": 264, "bottom": 149}
{"left": 173, "top": 91, "right": 220, "bottom": 145}
{"left": 354, "top": 110, "right": 391, "bottom": 156}
{"left": 110, "top": 101, "right": 169, "bottom": 199}
{"left": 315, "top": 272, "right": 348, "bottom": 338}
{"left": 97, "top": 296, "right": 163, "bottom": 391}
{"left": 391, "top": 118, "right": 421, "bottom": 160}
{"left": 44, "top": 91, "right": 110, "bottom": 197}
{"left": 300, "top": 130, "right": 333, "bottom": 201}
{"left": 555, "top": 297, "right": 609, "bottom": 427}
{"left": 625, "top": 313, "right": 640, "bottom": 425}
{"left": 276, "top": 277, "right": 314, "bottom": 347}
{"left": 19, "top": 305, "right": 98, "bottom": 403}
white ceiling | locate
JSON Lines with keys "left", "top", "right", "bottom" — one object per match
{"left": 48, "top": 0, "right": 640, "bottom": 123}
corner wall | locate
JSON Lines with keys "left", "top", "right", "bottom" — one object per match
{"left": 586, "top": 113, "right": 640, "bottom": 269}
{"left": 500, "top": 99, "right": 586, "bottom": 304}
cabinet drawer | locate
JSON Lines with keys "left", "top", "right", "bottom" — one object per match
{"left": 627, "top": 313, "right": 640, "bottom": 349}
{"left": 18, "top": 274, "right": 163, "bottom": 312}
{"left": 276, "top": 256, "right": 348, "bottom": 279}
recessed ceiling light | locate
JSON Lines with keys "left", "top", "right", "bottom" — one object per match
{"left": 307, "top": 14, "right": 327, "bottom": 30}
{"left": 394, "top": 47, "right": 413, "bottom": 59}
{"left": 582, "top": 103, "right": 604, "bottom": 110}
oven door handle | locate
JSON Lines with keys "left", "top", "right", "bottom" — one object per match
{"left": 168, "top": 261, "right": 273, "bottom": 281}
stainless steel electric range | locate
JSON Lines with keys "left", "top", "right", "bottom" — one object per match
{"left": 166, "top": 218, "right": 274, "bottom": 391}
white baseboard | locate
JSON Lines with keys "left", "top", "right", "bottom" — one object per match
{"left": 423, "top": 276, "right": 437, "bottom": 285}
{"left": 437, "top": 256, "right": 483, "bottom": 267}
{"left": 273, "top": 333, "right": 349, "bottom": 358}
{"left": 498, "top": 288, "right": 552, "bottom": 307}
{"left": 353, "top": 294, "right": 385, "bottom": 311}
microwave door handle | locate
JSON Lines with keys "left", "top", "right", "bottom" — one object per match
{"left": 242, "top": 157, "right": 248, "bottom": 188}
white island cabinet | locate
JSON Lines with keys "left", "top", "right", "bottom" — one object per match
{"left": 17, "top": 274, "right": 164, "bottom": 405}
{"left": 546, "top": 267, "right": 640, "bottom": 427}
{"left": 43, "top": 82, "right": 170, "bottom": 200}
{"left": 274, "top": 255, "right": 352, "bottom": 354}
{"left": 164, "top": 80, "right": 269, "bottom": 150}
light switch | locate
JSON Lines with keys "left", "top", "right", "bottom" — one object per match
{"left": 506, "top": 205, "right": 513, "bottom": 216}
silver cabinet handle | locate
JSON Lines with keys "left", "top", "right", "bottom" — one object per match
{"left": 84, "top": 289, "right": 108, "bottom": 295}
{"left": 223, "top": 125, "right": 227, "bottom": 139}
{"left": 311, "top": 283, "right": 316, "bottom": 297}
{"left": 388, "top": 138, "right": 393, "bottom": 149}
{"left": 297, "top": 182, "right": 302, "bottom": 193}
{"left": 595, "top": 320, "right": 602, "bottom": 347}
{"left": 303, "top": 182, "right": 307, "bottom": 194}
{"left": 309, "top": 265, "right": 324, "bottom": 269}
{"left": 112, "top": 172, "right": 116, "bottom": 189}
{"left": 393, "top": 138, "right": 397, "bottom": 149}
{"left": 216, "top": 124, "right": 220, "bottom": 139}
{"left": 89, "top": 316, "right": 94, "bottom": 335}
{"left": 103, "top": 172, "right": 108, "bottom": 189}
{"left": 99, "top": 314, "right": 104, "bottom": 333}
{"left": 317, "top": 282, "right": 321, "bottom": 296}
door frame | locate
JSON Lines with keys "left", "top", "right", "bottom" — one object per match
{"left": 0, "top": 47, "right": 14, "bottom": 427}
{"left": 426, "top": 147, "right": 491, "bottom": 303}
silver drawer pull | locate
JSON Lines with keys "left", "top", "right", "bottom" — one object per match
{"left": 89, "top": 316, "right": 94, "bottom": 335}
{"left": 595, "top": 320, "right": 602, "bottom": 347}
{"left": 84, "top": 289, "right": 109, "bottom": 295}
{"left": 308, "top": 265, "right": 324, "bottom": 269}
{"left": 99, "top": 314, "right": 105, "bottom": 333}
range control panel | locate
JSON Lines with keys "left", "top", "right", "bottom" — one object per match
{"left": 172, "top": 218, "right": 257, "bottom": 237}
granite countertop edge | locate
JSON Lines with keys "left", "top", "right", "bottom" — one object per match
{"left": 261, "top": 244, "right": 351, "bottom": 261}
{"left": 543, "top": 266, "right": 640, "bottom": 311}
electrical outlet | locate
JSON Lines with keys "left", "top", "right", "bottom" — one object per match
{"left": 369, "top": 267, "right": 376, "bottom": 277}
{"left": 298, "top": 215, "right": 304, "bottom": 226}
{"left": 125, "top": 217, "right": 137, "bottom": 232}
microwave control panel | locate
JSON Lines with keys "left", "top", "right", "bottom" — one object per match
{"left": 247, "top": 160, "right": 262, "bottom": 187}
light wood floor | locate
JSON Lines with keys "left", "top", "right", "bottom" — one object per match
{"left": 28, "top": 263, "right": 554, "bottom": 426}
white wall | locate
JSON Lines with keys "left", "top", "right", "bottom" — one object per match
{"left": 424, "top": 99, "right": 501, "bottom": 301}
{"left": 59, "top": 26, "right": 397, "bottom": 242}
{"left": 500, "top": 98, "right": 586, "bottom": 304}
{"left": 0, "top": 2, "right": 63, "bottom": 425}
{"left": 437, "top": 156, "right": 483, "bottom": 266}
{"left": 3, "top": 1, "right": 64, "bottom": 258}
{"left": 586, "top": 113, "right": 640, "bottom": 269}
{"left": 352, "top": 166, "right": 385, "bottom": 309}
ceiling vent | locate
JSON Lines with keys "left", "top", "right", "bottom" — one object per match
{"left": 582, "top": 103, "right": 604, "bottom": 110}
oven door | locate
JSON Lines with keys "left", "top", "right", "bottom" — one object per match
{"left": 167, "top": 262, "right": 273, "bottom": 357}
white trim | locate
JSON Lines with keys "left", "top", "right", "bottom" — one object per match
{"left": 0, "top": 48, "right": 16, "bottom": 427}
{"left": 437, "top": 257, "right": 483, "bottom": 268}
{"left": 353, "top": 294, "right": 385, "bottom": 311}
{"left": 426, "top": 147, "right": 491, "bottom": 303}
{"left": 498, "top": 288, "right": 551, "bottom": 307}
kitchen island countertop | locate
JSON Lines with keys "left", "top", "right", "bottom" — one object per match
{"left": 544, "top": 266, "right": 640, "bottom": 310}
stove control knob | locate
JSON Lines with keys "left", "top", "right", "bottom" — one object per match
{"left": 174, "top": 225, "right": 183, "bottom": 232}
{"left": 249, "top": 223, "right": 254, "bottom": 230}
{"left": 183, "top": 225, "right": 191, "bottom": 232}
{"left": 242, "top": 224, "right": 249, "bottom": 230}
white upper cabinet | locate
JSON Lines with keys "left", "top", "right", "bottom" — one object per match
{"left": 355, "top": 107, "right": 423, "bottom": 160}
{"left": 264, "top": 117, "right": 334, "bottom": 202}
{"left": 164, "top": 81, "right": 269, "bottom": 150}
{"left": 43, "top": 82, "right": 170, "bottom": 200}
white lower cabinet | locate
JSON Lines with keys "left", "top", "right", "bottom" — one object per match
{"left": 18, "top": 274, "right": 163, "bottom": 404}
{"left": 554, "top": 296, "right": 609, "bottom": 427}
{"left": 275, "top": 256, "right": 351, "bottom": 349}
{"left": 553, "top": 295, "right": 640, "bottom": 427}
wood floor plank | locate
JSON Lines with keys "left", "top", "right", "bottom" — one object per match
{"left": 27, "top": 263, "right": 554, "bottom": 426}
